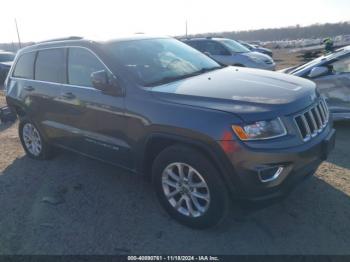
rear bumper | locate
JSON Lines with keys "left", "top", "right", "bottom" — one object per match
{"left": 223, "top": 128, "right": 336, "bottom": 201}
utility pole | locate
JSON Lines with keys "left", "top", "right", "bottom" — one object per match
{"left": 185, "top": 20, "right": 188, "bottom": 38}
{"left": 15, "top": 19, "right": 22, "bottom": 49}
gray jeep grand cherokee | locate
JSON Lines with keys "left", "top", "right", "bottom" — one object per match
{"left": 5, "top": 36, "right": 335, "bottom": 229}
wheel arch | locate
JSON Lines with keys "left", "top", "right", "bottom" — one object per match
{"left": 140, "top": 133, "right": 237, "bottom": 195}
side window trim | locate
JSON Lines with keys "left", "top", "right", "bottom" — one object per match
{"left": 33, "top": 51, "right": 38, "bottom": 80}
{"left": 67, "top": 46, "right": 114, "bottom": 89}
{"left": 65, "top": 48, "right": 70, "bottom": 84}
{"left": 11, "top": 46, "right": 116, "bottom": 90}
{"left": 71, "top": 46, "right": 113, "bottom": 75}
{"left": 34, "top": 47, "right": 67, "bottom": 84}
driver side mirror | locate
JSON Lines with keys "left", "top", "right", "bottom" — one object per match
{"left": 204, "top": 51, "right": 212, "bottom": 57}
{"left": 91, "top": 70, "right": 124, "bottom": 96}
{"left": 308, "top": 66, "right": 330, "bottom": 78}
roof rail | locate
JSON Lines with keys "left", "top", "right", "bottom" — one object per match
{"left": 36, "top": 36, "right": 83, "bottom": 44}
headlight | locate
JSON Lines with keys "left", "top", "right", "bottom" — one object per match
{"left": 232, "top": 118, "right": 287, "bottom": 141}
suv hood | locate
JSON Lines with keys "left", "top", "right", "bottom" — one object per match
{"left": 150, "top": 66, "right": 318, "bottom": 122}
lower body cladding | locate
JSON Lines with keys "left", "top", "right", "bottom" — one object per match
{"left": 223, "top": 128, "right": 336, "bottom": 201}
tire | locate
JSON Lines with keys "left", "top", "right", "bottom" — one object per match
{"left": 152, "top": 144, "right": 230, "bottom": 229}
{"left": 19, "top": 120, "right": 52, "bottom": 160}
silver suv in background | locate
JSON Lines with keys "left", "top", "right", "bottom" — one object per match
{"left": 183, "top": 38, "right": 275, "bottom": 70}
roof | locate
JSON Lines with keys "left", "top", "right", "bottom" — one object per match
{"left": 17, "top": 34, "right": 171, "bottom": 54}
{"left": 102, "top": 34, "right": 170, "bottom": 43}
{"left": 182, "top": 37, "right": 228, "bottom": 42}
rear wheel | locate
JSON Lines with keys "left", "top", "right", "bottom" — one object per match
{"left": 19, "top": 120, "right": 52, "bottom": 160}
{"left": 152, "top": 145, "right": 230, "bottom": 229}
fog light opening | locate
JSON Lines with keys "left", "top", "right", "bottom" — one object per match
{"left": 258, "top": 166, "right": 284, "bottom": 183}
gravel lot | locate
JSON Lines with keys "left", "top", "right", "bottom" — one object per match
{"left": 0, "top": 50, "right": 350, "bottom": 255}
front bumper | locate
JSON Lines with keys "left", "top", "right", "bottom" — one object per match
{"left": 222, "top": 128, "right": 336, "bottom": 201}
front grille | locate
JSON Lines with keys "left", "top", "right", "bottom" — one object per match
{"left": 294, "top": 99, "right": 329, "bottom": 141}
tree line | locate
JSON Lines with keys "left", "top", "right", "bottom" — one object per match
{"left": 185, "top": 22, "right": 350, "bottom": 41}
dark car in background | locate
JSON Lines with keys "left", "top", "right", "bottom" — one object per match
{"left": 5, "top": 36, "right": 335, "bottom": 228}
{"left": 0, "top": 51, "right": 15, "bottom": 87}
{"left": 238, "top": 40, "right": 273, "bottom": 58}
{"left": 183, "top": 38, "right": 275, "bottom": 70}
{"left": 281, "top": 46, "right": 350, "bottom": 120}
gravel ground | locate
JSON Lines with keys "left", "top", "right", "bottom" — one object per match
{"left": 0, "top": 91, "right": 6, "bottom": 107}
{"left": 0, "top": 51, "right": 350, "bottom": 255}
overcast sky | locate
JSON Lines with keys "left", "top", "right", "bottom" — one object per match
{"left": 0, "top": 0, "right": 349, "bottom": 43}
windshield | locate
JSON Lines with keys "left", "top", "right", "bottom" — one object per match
{"left": 240, "top": 42, "right": 254, "bottom": 50}
{"left": 290, "top": 48, "right": 347, "bottom": 74}
{"left": 218, "top": 39, "right": 250, "bottom": 53}
{"left": 105, "top": 38, "right": 221, "bottom": 86}
{"left": 0, "top": 53, "right": 15, "bottom": 62}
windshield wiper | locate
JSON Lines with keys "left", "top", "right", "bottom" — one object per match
{"left": 145, "top": 66, "right": 222, "bottom": 87}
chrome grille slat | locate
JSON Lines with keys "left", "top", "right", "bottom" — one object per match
{"left": 294, "top": 99, "right": 329, "bottom": 142}
{"left": 320, "top": 100, "right": 329, "bottom": 119}
{"left": 314, "top": 106, "right": 322, "bottom": 130}
{"left": 307, "top": 111, "right": 318, "bottom": 136}
{"left": 318, "top": 104, "right": 326, "bottom": 125}
{"left": 300, "top": 115, "right": 311, "bottom": 141}
{"left": 323, "top": 99, "right": 329, "bottom": 115}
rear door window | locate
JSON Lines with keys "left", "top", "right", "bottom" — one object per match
{"left": 35, "top": 49, "right": 66, "bottom": 83}
{"left": 189, "top": 41, "right": 229, "bottom": 55}
{"left": 192, "top": 41, "right": 207, "bottom": 52}
{"left": 68, "top": 47, "right": 105, "bottom": 87}
{"left": 13, "top": 52, "right": 36, "bottom": 79}
{"left": 203, "top": 41, "right": 230, "bottom": 55}
{"left": 185, "top": 41, "right": 199, "bottom": 50}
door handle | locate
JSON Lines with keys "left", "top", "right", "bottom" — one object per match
{"left": 24, "top": 86, "right": 35, "bottom": 91}
{"left": 61, "top": 92, "right": 76, "bottom": 100}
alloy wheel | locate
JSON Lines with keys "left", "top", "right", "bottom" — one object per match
{"left": 161, "top": 162, "right": 210, "bottom": 217}
{"left": 22, "top": 123, "right": 42, "bottom": 156}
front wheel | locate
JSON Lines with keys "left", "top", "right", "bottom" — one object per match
{"left": 152, "top": 145, "right": 230, "bottom": 229}
{"left": 19, "top": 120, "right": 52, "bottom": 160}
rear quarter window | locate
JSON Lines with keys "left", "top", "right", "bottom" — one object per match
{"left": 13, "top": 52, "right": 36, "bottom": 79}
{"left": 35, "top": 49, "right": 66, "bottom": 83}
